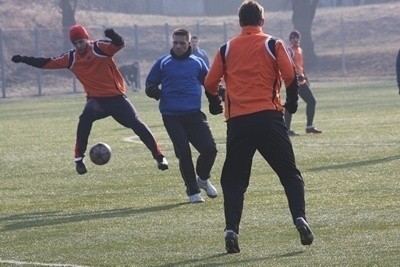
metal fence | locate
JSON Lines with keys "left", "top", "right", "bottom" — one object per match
{"left": 1, "top": 23, "right": 251, "bottom": 98}
{"left": 0, "top": 5, "right": 400, "bottom": 98}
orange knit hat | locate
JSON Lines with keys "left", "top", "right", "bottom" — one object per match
{"left": 69, "top": 25, "right": 89, "bottom": 42}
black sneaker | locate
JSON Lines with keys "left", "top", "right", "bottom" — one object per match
{"left": 306, "top": 127, "right": 322, "bottom": 134}
{"left": 75, "top": 159, "right": 87, "bottom": 175}
{"left": 295, "top": 217, "right": 314, "bottom": 245}
{"left": 225, "top": 230, "right": 240, "bottom": 254}
{"left": 288, "top": 130, "right": 300, "bottom": 136}
{"left": 156, "top": 156, "right": 169, "bottom": 171}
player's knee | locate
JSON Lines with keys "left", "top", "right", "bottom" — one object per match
{"left": 79, "top": 109, "right": 97, "bottom": 122}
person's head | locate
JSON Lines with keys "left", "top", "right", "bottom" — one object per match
{"left": 190, "top": 35, "right": 200, "bottom": 50}
{"left": 238, "top": 0, "right": 265, "bottom": 27}
{"left": 289, "top": 30, "right": 301, "bottom": 46}
{"left": 172, "top": 28, "right": 191, "bottom": 56}
{"left": 69, "top": 25, "right": 89, "bottom": 54}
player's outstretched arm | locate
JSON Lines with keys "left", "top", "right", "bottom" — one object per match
{"left": 11, "top": 55, "right": 50, "bottom": 68}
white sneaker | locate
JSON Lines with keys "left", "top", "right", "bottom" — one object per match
{"left": 197, "top": 178, "right": 218, "bottom": 198}
{"left": 188, "top": 193, "right": 205, "bottom": 203}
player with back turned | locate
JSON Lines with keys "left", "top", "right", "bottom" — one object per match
{"left": 11, "top": 25, "right": 169, "bottom": 174}
{"left": 205, "top": 0, "right": 314, "bottom": 253}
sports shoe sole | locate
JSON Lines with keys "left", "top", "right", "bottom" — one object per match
{"left": 157, "top": 157, "right": 169, "bottom": 171}
{"left": 157, "top": 164, "right": 169, "bottom": 171}
{"left": 306, "top": 129, "right": 322, "bottom": 134}
{"left": 188, "top": 193, "right": 205, "bottom": 203}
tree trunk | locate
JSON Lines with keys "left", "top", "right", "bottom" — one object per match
{"left": 291, "top": 0, "right": 319, "bottom": 70}
{"left": 59, "top": 0, "right": 77, "bottom": 50}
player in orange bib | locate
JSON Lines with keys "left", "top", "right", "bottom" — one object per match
{"left": 205, "top": 0, "right": 314, "bottom": 253}
{"left": 12, "top": 25, "right": 168, "bottom": 174}
{"left": 285, "top": 30, "right": 322, "bottom": 136}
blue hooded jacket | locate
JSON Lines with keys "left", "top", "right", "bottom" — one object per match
{"left": 146, "top": 49, "right": 209, "bottom": 115}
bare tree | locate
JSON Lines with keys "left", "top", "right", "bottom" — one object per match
{"left": 291, "top": 0, "right": 319, "bottom": 69}
{"left": 58, "top": 0, "right": 78, "bottom": 50}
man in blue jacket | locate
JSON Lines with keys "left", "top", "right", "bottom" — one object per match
{"left": 191, "top": 35, "right": 210, "bottom": 68}
{"left": 145, "top": 28, "right": 223, "bottom": 203}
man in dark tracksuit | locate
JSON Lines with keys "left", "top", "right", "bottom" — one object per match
{"left": 205, "top": 0, "right": 314, "bottom": 253}
{"left": 396, "top": 49, "right": 400, "bottom": 94}
{"left": 146, "top": 28, "right": 222, "bottom": 203}
{"left": 11, "top": 25, "right": 168, "bottom": 174}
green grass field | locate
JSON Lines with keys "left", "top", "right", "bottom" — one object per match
{"left": 0, "top": 79, "right": 399, "bottom": 266}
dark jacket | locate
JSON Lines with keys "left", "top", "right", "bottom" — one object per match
{"left": 396, "top": 49, "right": 400, "bottom": 94}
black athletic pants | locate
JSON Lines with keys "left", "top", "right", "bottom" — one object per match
{"left": 284, "top": 83, "right": 316, "bottom": 130}
{"left": 221, "top": 110, "right": 307, "bottom": 234}
{"left": 75, "top": 95, "right": 162, "bottom": 160}
{"left": 162, "top": 111, "right": 217, "bottom": 196}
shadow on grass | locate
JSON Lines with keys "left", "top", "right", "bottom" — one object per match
{"left": 0, "top": 203, "right": 187, "bottom": 232}
{"left": 155, "top": 250, "right": 306, "bottom": 266}
{"left": 307, "top": 155, "right": 400, "bottom": 172}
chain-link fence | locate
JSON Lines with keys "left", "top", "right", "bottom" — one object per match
{"left": 1, "top": 10, "right": 398, "bottom": 98}
{"left": 1, "top": 23, "right": 250, "bottom": 98}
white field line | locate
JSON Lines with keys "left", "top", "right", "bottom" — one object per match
{"left": 122, "top": 135, "right": 144, "bottom": 144}
{"left": 123, "top": 135, "right": 399, "bottom": 147}
{"left": 0, "top": 259, "right": 90, "bottom": 267}
{"left": 122, "top": 135, "right": 227, "bottom": 147}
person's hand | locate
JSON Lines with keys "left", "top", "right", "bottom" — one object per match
{"left": 104, "top": 28, "right": 124, "bottom": 46}
{"left": 209, "top": 102, "right": 223, "bottom": 115}
{"left": 145, "top": 84, "right": 161, "bottom": 100}
{"left": 205, "top": 91, "right": 223, "bottom": 115}
{"left": 104, "top": 28, "right": 117, "bottom": 39}
{"left": 285, "top": 79, "right": 299, "bottom": 114}
{"left": 284, "top": 101, "right": 298, "bottom": 114}
{"left": 11, "top": 55, "right": 25, "bottom": 63}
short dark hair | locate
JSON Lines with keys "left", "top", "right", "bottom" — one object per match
{"left": 289, "top": 30, "right": 301, "bottom": 40}
{"left": 238, "top": 0, "right": 264, "bottom": 27}
{"left": 173, "top": 28, "right": 191, "bottom": 41}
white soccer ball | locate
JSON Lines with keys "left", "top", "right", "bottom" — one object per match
{"left": 89, "top": 142, "right": 112, "bottom": 165}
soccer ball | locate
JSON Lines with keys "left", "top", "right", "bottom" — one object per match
{"left": 89, "top": 142, "right": 111, "bottom": 165}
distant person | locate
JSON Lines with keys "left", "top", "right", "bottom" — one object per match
{"left": 396, "top": 49, "right": 400, "bottom": 94}
{"left": 284, "top": 30, "right": 322, "bottom": 136}
{"left": 191, "top": 35, "right": 210, "bottom": 68}
{"left": 133, "top": 61, "right": 141, "bottom": 90}
{"left": 119, "top": 61, "right": 141, "bottom": 91}
{"left": 146, "top": 28, "right": 222, "bottom": 203}
{"left": 205, "top": 0, "right": 314, "bottom": 253}
{"left": 11, "top": 25, "right": 168, "bottom": 174}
